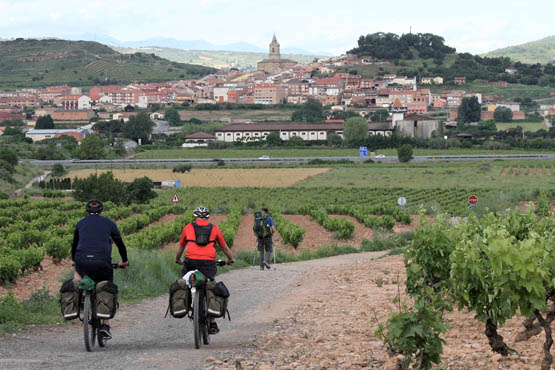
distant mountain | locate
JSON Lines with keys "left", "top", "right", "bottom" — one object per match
{"left": 66, "top": 34, "right": 329, "bottom": 56}
{"left": 113, "top": 46, "right": 326, "bottom": 70}
{"left": 482, "top": 36, "right": 555, "bottom": 64}
{"left": 0, "top": 38, "right": 216, "bottom": 88}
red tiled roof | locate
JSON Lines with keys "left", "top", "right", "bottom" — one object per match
{"left": 185, "top": 131, "right": 216, "bottom": 140}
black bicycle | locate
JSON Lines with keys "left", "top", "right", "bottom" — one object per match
{"left": 79, "top": 263, "right": 122, "bottom": 352}
{"left": 190, "top": 260, "right": 227, "bottom": 349}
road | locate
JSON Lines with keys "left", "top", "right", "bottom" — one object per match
{"left": 0, "top": 252, "right": 387, "bottom": 370}
{"left": 21, "top": 153, "right": 555, "bottom": 168}
{"left": 153, "top": 120, "right": 181, "bottom": 135}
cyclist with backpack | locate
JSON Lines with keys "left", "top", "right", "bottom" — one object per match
{"left": 71, "top": 200, "right": 129, "bottom": 339}
{"left": 254, "top": 208, "right": 277, "bottom": 270}
{"left": 175, "top": 206, "right": 234, "bottom": 334}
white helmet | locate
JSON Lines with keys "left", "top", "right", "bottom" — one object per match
{"left": 193, "top": 206, "right": 210, "bottom": 219}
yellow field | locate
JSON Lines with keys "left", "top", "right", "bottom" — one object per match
{"left": 65, "top": 168, "right": 330, "bottom": 187}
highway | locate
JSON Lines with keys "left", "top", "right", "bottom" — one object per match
{"left": 21, "top": 153, "right": 555, "bottom": 167}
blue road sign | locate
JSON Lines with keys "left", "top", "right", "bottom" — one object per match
{"left": 359, "top": 146, "right": 367, "bottom": 157}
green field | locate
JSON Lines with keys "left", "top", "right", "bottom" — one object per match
{"left": 135, "top": 147, "right": 554, "bottom": 159}
{"left": 299, "top": 160, "right": 555, "bottom": 189}
{"left": 496, "top": 121, "right": 548, "bottom": 132}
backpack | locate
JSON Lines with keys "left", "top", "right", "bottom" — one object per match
{"left": 253, "top": 211, "right": 270, "bottom": 238}
{"left": 59, "top": 279, "right": 80, "bottom": 320}
{"left": 206, "top": 281, "right": 230, "bottom": 319}
{"left": 169, "top": 279, "right": 191, "bottom": 318}
{"left": 95, "top": 281, "right": 118, "bottom": 319}
{"left": 190, "top": 222, "right": 214, "bottom": 246}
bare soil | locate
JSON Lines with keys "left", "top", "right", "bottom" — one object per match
{"left": 209, "top": 255, "right": 553, "bottom": 370}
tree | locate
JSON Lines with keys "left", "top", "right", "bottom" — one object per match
{"left": 265, "top": 132, "right": 282, "bottom": 146}
{"left": 327, "top": 133, "right": 343, "bottom": 147}
{"left": 126, "top": 177, "right": 157, "bottom": 204}
{"left": 397, "top": 144, "right": 413, "bottom": 162}
{"left": 343, "top": 117, "right": 368, "bottom": 146}
{"left": 0, "top": 147, "right": 18, "bottom": 174}
{"left": 72, "top": 172, "right": 126, "bottom": 204}
{"left": 291, "top": 99, "right": 324, "bottom": 122}
{"left": 370, "top": 109, "right": 389, "bottom": 122}
{"left": 494, "top": 107, "right": 513, "bottom": 122}
{"left": 51, "top": 164, "right": 66, "bottom": 177}
{"left": 93, "top": 120, "right": 122, "bottom": 135}
{"left": 35, "top": 115, "right": 54, "bottom": 129}
{"left": 73, "top": 134, "right": 105, "bottom": 160}
{"left": 457, "top": 96, "right": 481, "bottom": 124}
{"left": 123, "top": 112, "right": 154, "bottom": 143}
{"left": 164, "top": 108, "right": 181, "bottom": 126}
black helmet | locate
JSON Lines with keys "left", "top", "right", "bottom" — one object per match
{"left": 193, "top": 206, "right": 210, "bottom": 219}
{"left": 86, "top": 200, "right": 104, "bottom": 214}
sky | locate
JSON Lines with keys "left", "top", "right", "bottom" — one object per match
{"left": 1, "top": 0, "right": 554, "bottom": 55}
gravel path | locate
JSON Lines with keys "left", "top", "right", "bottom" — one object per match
{"left": 0, "top": 251, "right": 388, "bottom": 370}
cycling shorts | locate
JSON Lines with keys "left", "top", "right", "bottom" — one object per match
{"left": 75, "top": 257, "right": 114, "bottom": 283}
{"left": 182, "top": 258, "right": 217, "bottom": 280}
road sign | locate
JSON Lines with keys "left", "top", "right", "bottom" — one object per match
{"left": 468, "top": 205, "right": 475, "bottom": 211}
{"left": 359, "top": 146, "right": 367, "bottom": 157}
{"left": 468, "top": 195, "right": 478, "bottom": 205}
{"left": 397, "top": 197, "right": 407, "bottom": 206}
{"left": 171, "top": 193, "right": 179, "bottom": 203}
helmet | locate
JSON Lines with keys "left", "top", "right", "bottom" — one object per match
{"left": 86, "top": 200, "right": 104, "bottom": 214}
{"left": 193, "top": 206, "right": 210, "bottom": 219}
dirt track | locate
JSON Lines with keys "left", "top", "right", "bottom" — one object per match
{"left": 0, "top": 252, "right": 387, "bottom": 370}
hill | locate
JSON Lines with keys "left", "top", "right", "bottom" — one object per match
{"left": 0, "top": 38, "right": 216, "bottom": 88}
{"left": 346, "top": 32, "right": 555, "bottom": 90}
{"left": 482, "top": 36, "right": 555, "bottom": 64}
{"left": 113, "top": 46, "right": 324, "bottom": 70}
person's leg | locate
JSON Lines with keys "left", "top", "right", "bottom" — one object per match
{"left": 264, "top": 237, "right": 273, "bottom": 268}
{"left": 257, "top": 238, "right": 264, "bottom": 270}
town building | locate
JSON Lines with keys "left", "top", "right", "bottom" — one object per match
{"left": 257, "top": 35, "right": 298, "bottom": 74}
{"left": 396, "top": 114, "right": 440, "bottom": 139}
{"left": 254, "top": 84, "right": 286, "bottom": 104}
{"left": 24, "top": 129, "right": 89, "bottom": 142}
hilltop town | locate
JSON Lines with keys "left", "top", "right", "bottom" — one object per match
{"left": 0, "top": 34, "right": 554, "bottom": 150}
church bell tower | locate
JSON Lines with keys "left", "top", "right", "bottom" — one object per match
{"left": 269, "top": 34, "right": 280, "bottom": 60}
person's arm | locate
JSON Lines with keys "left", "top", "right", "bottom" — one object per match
{"left": 268, "top": 216, "right": 277, "bottom": 234}
{"left": 110, "top": 223, "right": 129, "bottom": 266}
{"left": 215, "top": 227, "right": 234, "bottom": 264}
{"left": 175, "top": 226, "right": 188, "bottom": 264}
{"left": 71, "top": 226, "right": 79, "bottom": 261}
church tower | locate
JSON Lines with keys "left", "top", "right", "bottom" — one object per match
{"left": 269, "top": 34, "right": 280, "bottom": 60}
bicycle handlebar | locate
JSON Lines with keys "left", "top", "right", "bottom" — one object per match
{"left": 216, "top": 260, "right": 227, "bottom": 267}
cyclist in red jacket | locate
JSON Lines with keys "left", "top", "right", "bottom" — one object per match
{"left": 175, "top": 206, "right": 234, "bottom": 334}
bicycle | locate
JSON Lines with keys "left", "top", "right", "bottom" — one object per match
{"left": 78, "top": 263, "right": 122, "bottom": 352}
{"left": 189, "top": 260, "right": 227, "bottom": 349}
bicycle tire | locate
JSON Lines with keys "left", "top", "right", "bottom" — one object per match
{"left": 201, "top": 291, "right": 210, "bottom": 345}
{"left": 97, "top": 325, "right": 107, "bottom": 347}
{"left": 193, "top": 289, "right": 201, "bottom": 349}
{"left": 83, "top": 294, "right": 96, "bottom": 352}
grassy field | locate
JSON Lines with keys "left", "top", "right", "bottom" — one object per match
{"left": 298, "top": 160, "right": 555, "bottom": 189}
{"left": 0, "top": 162, "right": 44, "bottom": 194}
{"left": 65, "top": 168, "right": 330, "bottom": 187}
{"left": 496, "top": 121, "right": 548, "bottom": 132}
{"left": 0, "top": 39, "right": 214, "bottom": 88}
{"left": 135, "top": 147, "right": 554, "bottom": 159}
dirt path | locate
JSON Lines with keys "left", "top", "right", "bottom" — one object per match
{"left": 0, "top": 251, "right": 388, "bottom": 370}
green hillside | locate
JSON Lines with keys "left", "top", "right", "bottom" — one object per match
{"left": 0, "top": 39, "right": 216, "bottom": 88}
{"left": 113, "top": 46, "right": 322, "bottom": 71}
{"left": 483, "top": 36, "right": 555, "bottom": 64}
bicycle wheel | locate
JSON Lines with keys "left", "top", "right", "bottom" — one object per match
{"left": 83, "top": 294, "right": 96, "bottom": 352}
{"left": 193, "top": 289, "right": 201, "bottom": 349}
{"left": 97, "top": 320, "right": 107, "bottom": 347}
{"left": 201, "top": 291, "right": 210, "bottom": 345}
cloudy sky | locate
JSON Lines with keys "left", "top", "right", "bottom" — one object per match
{"left": 1, "top": 0, "right": 553, "bottom": 55}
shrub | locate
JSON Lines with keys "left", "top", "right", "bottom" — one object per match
{"left": 397, "top": 144, "right": 413, "bottom": 162}
{"left": 0, "top": 256, "right": 21, "bottom": 284}
{"left": 173, "top": 164, "right": 192, "bottom": 173}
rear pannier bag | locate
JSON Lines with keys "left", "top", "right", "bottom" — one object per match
{"left": 59, "top": 279, "right": 80, "bottom": 320}
{"left": 206, "top": 281, "right": 230, "bottom": 319}
{"left": 95, "top": 281, "right": 118, "bottom": 319}
{"left": 169, "top": 279, "right": 191, "bottom": 318}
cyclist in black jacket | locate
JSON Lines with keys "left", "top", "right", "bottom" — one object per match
{"left": 71, "top": 200, "right": 129, "bottom": 339}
